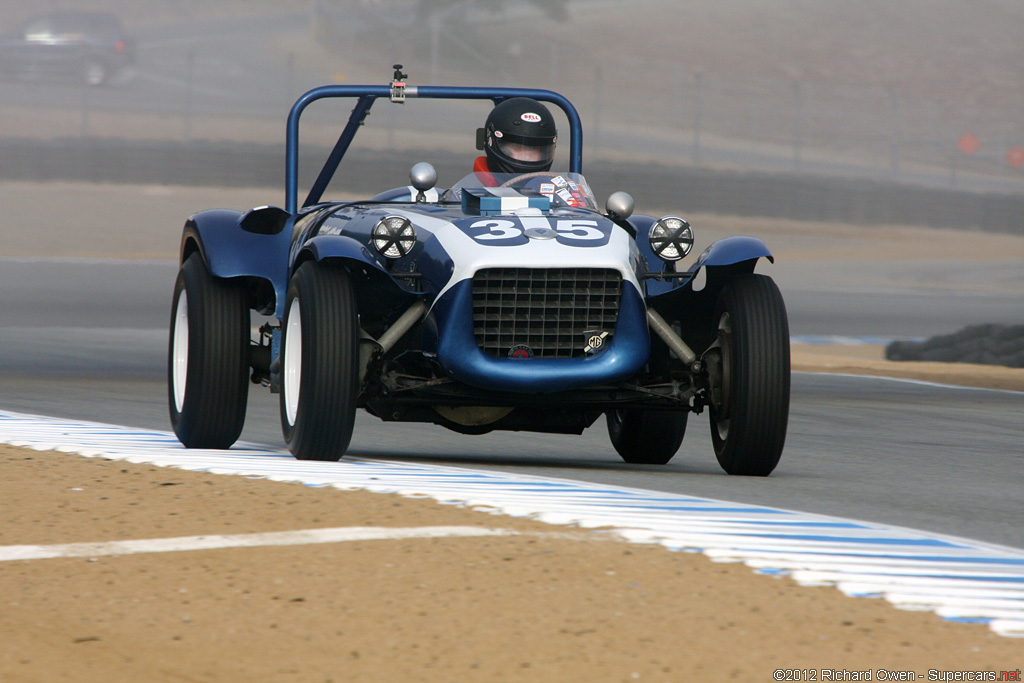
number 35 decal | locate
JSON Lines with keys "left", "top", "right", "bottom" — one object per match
{"left": 466, "top": 218, "right": 608, "bottom": 246}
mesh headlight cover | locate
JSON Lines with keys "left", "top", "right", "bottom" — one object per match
{"left": 649, "top": 217, "right": 694, "bottom": 261}
{"left": 372, "top": 216, "right": 417, "bottom": 259}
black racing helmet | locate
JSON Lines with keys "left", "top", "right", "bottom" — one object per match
{"left": 478, "top": 97, "right": 557, "bottom": 174}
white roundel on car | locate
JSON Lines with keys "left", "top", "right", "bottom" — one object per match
{"left": 521, "top": 113, "right": 541, "bottom": 123}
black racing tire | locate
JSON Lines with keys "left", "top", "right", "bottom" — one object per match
{"left": 708, "top": 274, "right": 790, "bottom": 476}
{"left": 168, "top": 253, "right": 250, "bottom": 448}
{"left": 280, "top": 261, "right": 359, "bottom": 461}
{"left": 606, "top": 408, "right": 687, "bottom": 465}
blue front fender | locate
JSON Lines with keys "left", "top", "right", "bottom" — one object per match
{"left": 297, "top": 234, "right": 425, "bottom": 320}
{"left": 642, "top": 235, "right": 773, "bottom": 298}
{"left": 300, "top": 233, "right": 382, "bottom": 269}
{"left": 691, "top": 235, "right": 773, "bottom": 272}
{"left": 182, "top": 209, "right": 292, "bottom": 310}
{"left": 645, "top": 236, "right": 775, "bottom": 355}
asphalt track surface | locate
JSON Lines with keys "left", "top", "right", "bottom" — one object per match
{"left": 1, "top": 258, "right": 1022, "bottom": 551}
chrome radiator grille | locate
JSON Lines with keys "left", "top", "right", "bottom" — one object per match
{"left": 472, "top": 268, "right": 622, "bottom": 358}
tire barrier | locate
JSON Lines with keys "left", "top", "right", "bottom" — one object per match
{"left": 886, "top": 324, "right": 1024, "bottom": 368}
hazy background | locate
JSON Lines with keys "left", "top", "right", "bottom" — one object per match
{"left": 1, "top": 0, "right": 1022, "bottom": 201}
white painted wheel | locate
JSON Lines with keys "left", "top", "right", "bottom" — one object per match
{"left": 282, "top": 298, "right": 302, "bottom": 426}
{"left": 171, "top": 289, "right": 189, "bottom": 413}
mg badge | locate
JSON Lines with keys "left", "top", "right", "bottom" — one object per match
{"left": 584, "top": 331, "right": 610, "bottom": 355}
{"left": 508, "top": 344, "right": 534, "bottom": 359}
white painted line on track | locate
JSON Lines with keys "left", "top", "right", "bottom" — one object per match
{"left": 0, "top": 526, "right": 516, "bottom": 562}
{"left": 793, "top": 370, "right": 1024, "bottom": 395}
{"left": 2, "top": 409, "right": 1023, "bottom": 638}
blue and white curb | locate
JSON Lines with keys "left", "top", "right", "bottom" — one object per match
{"left": 2, "top": 409, "right": 1023, "bottom": 638}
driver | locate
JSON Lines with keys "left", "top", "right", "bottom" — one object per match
{"left": 474, "top": 97, "right": 557, "bottom": 181}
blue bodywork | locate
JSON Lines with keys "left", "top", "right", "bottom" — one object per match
{"left": 427, "top": 277, "right": 649, "bottom": 394}
{"left": 180, "top": 82, "right": 773, "bottom": 402}
{"left": 181, "top": 209, "right": 291, "bottom": 294}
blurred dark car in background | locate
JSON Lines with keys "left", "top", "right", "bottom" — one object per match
{"left": 0, "top": 10, "right": 135, "bottom": 86}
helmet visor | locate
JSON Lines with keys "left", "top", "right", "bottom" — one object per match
{"left": 495, "top": 138, "right": 555, "bottom": 165}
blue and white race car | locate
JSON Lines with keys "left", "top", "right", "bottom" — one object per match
{"left": 168, "top": 72, "right": 790, "bottom": 475}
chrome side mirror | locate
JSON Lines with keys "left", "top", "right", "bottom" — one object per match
{"left": 410, "top": 162, "right": 437, "bottom": 202}
{"left": 605, "top": 191, "right": 634, "bottom": 220}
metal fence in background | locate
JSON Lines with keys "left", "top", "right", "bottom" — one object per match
{"left": 0, "top": 0, "right": 1021, "bottom": 234}
{"left": 312, "top": 0, "right": 1024, "bottom": 196}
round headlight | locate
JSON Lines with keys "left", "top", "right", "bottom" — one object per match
{"left": 649, "top": 216, "right": 693, "bottom": 262}
{"left": 372, "top": 216, "right": 417, "bottom": 259}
